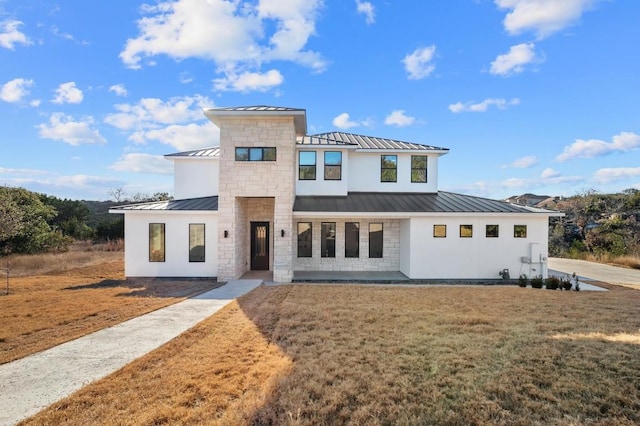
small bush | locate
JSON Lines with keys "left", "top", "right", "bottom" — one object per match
{"left": 518, "top": 274, "right": 528, "bottom": 288}
{"left": 530, "top": 276, "right": 544, "bottom": 289}
{"left": 545, "top": 276, "right": 560, "bottom": 290}
{"left": 561, "top": 276, "right": 572, "bottom": 291}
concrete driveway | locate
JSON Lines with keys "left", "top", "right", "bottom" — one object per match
{"left": 549, "top": 257, "right": 640, "bottom": 287}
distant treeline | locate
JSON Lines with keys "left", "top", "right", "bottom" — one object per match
{"left": 0, "top": 186, "right": 170, "bottom": 255}
{"left": 548, "top": 188, "right": 640, "bottom": 258}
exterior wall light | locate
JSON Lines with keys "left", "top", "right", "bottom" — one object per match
{"left": 224, "top": 230, "right": 228, "bottom": 238}
{"left": 281, "top": 229, "right": 285, "bottom": 237}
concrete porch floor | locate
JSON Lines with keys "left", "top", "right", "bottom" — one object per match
{"left": 293, "top": 270, "right": 409, "bottom": 282}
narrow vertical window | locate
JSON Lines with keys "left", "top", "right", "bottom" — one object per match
{"left": 381, "top": 155, "right": 397, "bottom": 182}
{"left": 345, "top": 222, "right": 360, "bottom": 258}
{"left": 324, "top": 151, "right": 342, "bottom": 180}
{"left": 486, "top": 225, "right": 499, "bottom": 238}
{"left": 299, "top": 151, "right": 316, "bottom": 180}
{"left": 460, "top": 225, "right": 473, "bottom": 238}
{"left": 369, "top": 223, "right": 383, "bottom": 258}
{"left": 189, "top": 224, "right": 205, "bottom": 262}
{"left": 321, "top": 222, "right": 336, "bottom": 258}
{"left": 297, "top": 222, "right": 312, "bottom": 257}
{"left": 411, "top": 155, "right": 428, "bottom": 183}
{"left": 149, "top": 223, "right": 165, "bottom": 262}
{"left": 514, "top": 225, "right": 527, "bottom": 238}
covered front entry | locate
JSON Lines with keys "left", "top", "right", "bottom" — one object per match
{"left": 250, "top": 221, "right": 269, "bottom": 270}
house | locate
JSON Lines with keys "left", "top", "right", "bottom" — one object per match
{"left": 110, "top": 106, "right": 562, "bottom": 282}
{"left": 504, "top": 193, "right": 551, "bottom": 207}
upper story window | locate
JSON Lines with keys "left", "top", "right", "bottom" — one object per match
{"left": 235, "top": 147, "right": 276, "bottom": 161}
{"left": 299, "top": 151, "right": 316, "bottom": 180}
{"left": 324, "top": 151, "right": 342, "bottom": 180}
{"left": 381, "top": 155, "right": 397, "bottom": 182}
{"left": 411, "top": 155, "right": 428, "bottom": 183}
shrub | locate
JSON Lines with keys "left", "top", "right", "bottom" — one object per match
{"left": 518, "top": 274, "right": 528, "bottom": 288}
{"left": 561, "top": 276, "right": 573, "bottom": 291}
{"left": 530, "top": 276, "right": 544, "bottom": 289}
{"left": 545, "top": 276, "right": 560, "bottom": 290}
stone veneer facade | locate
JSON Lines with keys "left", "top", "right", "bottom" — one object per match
{"left": 293, "top": 219, "right": 401, "bottom": 272}
{"left": 217, "top": 116, "right": 296, "bottom": 282}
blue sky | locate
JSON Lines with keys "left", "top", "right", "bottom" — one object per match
{"left": 1, "top": 0, "right": 639, "bottom": 201}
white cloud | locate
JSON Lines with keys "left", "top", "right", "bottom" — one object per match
{"left": 104, "top": 95, "right": 213, "bottom": 130}
{"left": 0, "top": 166, "right": 48, "bottom": 176}
{"left": 449, "top": 98, "right": 520, "bottom": 113}
{"left": 402, "top": 45, "right": 436, "bottom": 80}
{"left": 109, "top": 153, "right": 173, "bottom": 175}
{"left": 37, "top": 113, "right": 107, "bottom": 146}
{"left": 495, "top": 0, "right": 600, "bottom": 39}
{"left": 0, "top": 20, "right": 31, "bottom": 49}
{"left": 332, "top": 113, "right": 360, "bottom": 129}
{"left": 540, "top": 167, "right": 561, "bottom": 179}
{"left": 130, "top": 122, "right": 220, "bottom": 151}
{"left": 508, "top": 155, "right": 538, "bottom": 169}
{"left": 119, "top": 0, "right": 324, "bottom": 92}
{"left": 109, "top": 84, "right": 128, "bottom": 97}
{"left": 384, "top": 110, "right": 415, "bottom": 127}
{"left": 0, "top": 78, "right": 34, "bottom": 103}
{"left": 490, "top": 43, "right": 538, "bottom": 76}
{"left": 52, "top": 82, "right": 84, "bottom": 104}
{"left": 30, "top": 99, "right": 41, "bottom": 107}
{"left": 556, "top": 132, "right": 640, "bottom": 162}
{"left": 213, "top": 69, "right": 283, "bottom": 92}
{"left": 355, "top": 0, "right": 375, "bottom": 24}
{"left": 593, "top": 167, "right": 640, "bottom": 184}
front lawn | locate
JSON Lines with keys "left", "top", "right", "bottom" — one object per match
{"left": 23, "top": 283, "right": 640, "bottom": 425}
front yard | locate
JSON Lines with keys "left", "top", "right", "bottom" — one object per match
{"left": 22, "top": 282, "right": 640, "bottom": 425}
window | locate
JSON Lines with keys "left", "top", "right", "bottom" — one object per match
{"left": 514, "top": 225, "right": 527, "bottom": 238}
{"left": 324, "top": 151, "right": 342, "bottom": 180}
{"left": 369, "top": 223, "right": 383, "bottom": 258}
{"left": 345, "top": 222, "right": 360, "bottom": 258}
{"left": 460, "top": 225, "right": 473, "bottom": 238}
{"left": 486, "top": 224, "right": 499, "bottom": 238}
{"left": 381, "top": 155, "right": 397, "bottom": 182}
{"left": 411, "top": 155, "right": 428, "bottom": 183}
{"left": 189, "top": 224, "right": 205, "bottom": 262}
{"left": 149, "top": 223, "right": 165, "bottom": 262}
{"left": 235, "top": 147, "right": 276, "bottom": 161}
{"left": 297, "top": 222, "right": 312, "bottom": 257}
{"left": 321, "top": 222, "right": 336, "bottom": 258}
{"left": 299, "top": 151, "right": 316, "bottom": 180}
{"left": 433, "top": 224, "right": 447, "bottom": 238}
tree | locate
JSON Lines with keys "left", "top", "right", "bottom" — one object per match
{"left": 0, "top": 187, "right": 70, "bottom": 254}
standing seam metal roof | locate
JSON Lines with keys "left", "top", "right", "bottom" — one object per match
{"left": 208, "top": 105, "right": 306, "bottom": 112}
{"left": 165, "top": 147, "right": 220, "bottom": 158}
{"left": 293, "top": 192, "right": 560, "bottom": 214}
{"left": 298, "top": 131, "right": 448, "bottom": 151}
{"left": 110, "top": 196, "right": 218, "bottom": 211}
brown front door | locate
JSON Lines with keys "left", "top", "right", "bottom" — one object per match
{"left": 250, "top": 222, "right": 269, "bottom": 270}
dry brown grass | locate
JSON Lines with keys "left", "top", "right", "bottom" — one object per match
{"left": 581, "top": 253, "right": 640, "bottom": 270}
{"left": 0, "top": 256, "right": 219, "bottom": 364}
{"left": 23, "top": 283, "right": 640, "bottom": 425}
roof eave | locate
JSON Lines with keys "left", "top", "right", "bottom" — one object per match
{"left": 203, "top": 107, "right": 307, "bottom": 136}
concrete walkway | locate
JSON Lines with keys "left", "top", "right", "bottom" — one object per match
{"left": 549, "top": 257, "right": 640, "bottom": 288}
{"left": 0, "top": 279, "right": 262, "bottom": 426}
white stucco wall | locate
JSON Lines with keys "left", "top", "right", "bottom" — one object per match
{"left": 173, "top": 158, "right": 219, "bottom": 200}
{"left": 347, "top": 152, "right": 439, "bottom": 193}
{"left": 123, "top": 212, "right": 218, "bottom": 277}
{"left": 295, "top": 148, "right": 350, "bottom": 196}
{"left": 399, "top": 219, "right": 411, "bottom": 276}
{"left": 405, "top": 214, "right": 550, "bottom": 280}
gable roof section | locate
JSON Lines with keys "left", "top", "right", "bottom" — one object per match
{"left": 294, "top": 192, "right": 561, "bottom": 214}
{"left": 298, "top": 131, "right": 448, "bottom": 152}
{"left": 165, "top": 147, "right": 220, "bottom": 158}
{"left": 109, "top": 196, "right": 218, "bottom": 212}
